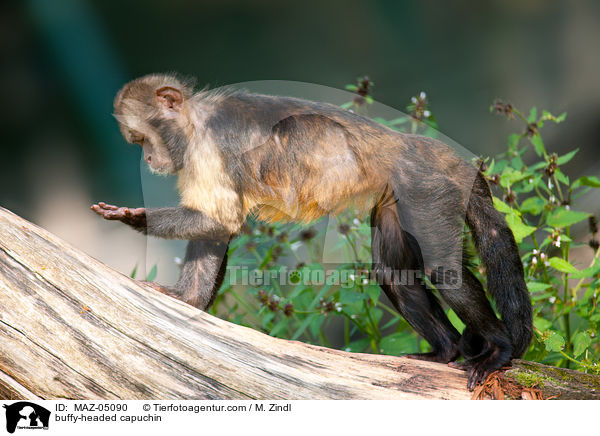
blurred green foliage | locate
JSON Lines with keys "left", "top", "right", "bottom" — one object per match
{"left": 482, "top": 101, "right": 600, "bottom": 372}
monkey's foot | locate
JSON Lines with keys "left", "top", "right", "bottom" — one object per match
{"left": 466, "top": 364, "right": 496, "bottom": 391}
{"left": 450, "top": 360, "right": 512, "bottom": 391}
{"left": 139, "top": 281, "right": 203, "bottom": 309}
{"left": 403, "top": 350, "right": 459, "bottom": 364}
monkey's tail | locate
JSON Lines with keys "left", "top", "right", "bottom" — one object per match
{"left": 465, "top": 172, "right": 533, "bottom": 358}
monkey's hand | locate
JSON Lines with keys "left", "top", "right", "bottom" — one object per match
{"left": 91, "top": 202, "right": 147, "bottom": 232}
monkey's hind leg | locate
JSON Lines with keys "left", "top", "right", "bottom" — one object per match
{"left": 435, "top": 266, "right": 512, "bottom": 390}
{"left": 143, "top": 238, "right": 229, "bottom": 310}
{"left": 371, "top": 205, "right": 461, "bottom": 364}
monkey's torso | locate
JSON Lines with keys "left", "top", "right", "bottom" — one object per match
{"left": 182, "top": 92, "right": 476, "bottom": 228}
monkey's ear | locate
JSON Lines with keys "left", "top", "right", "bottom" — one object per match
{"left": 156, "top": 86, "right": 184, "bottom": 110}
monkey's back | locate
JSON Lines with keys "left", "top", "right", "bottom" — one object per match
{"left": 204, "top": 92, "right": 475, "bottom": 222}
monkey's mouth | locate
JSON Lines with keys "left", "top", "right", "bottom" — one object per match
{"left": 148, "top": 165, "right": 172, "bottom": 176}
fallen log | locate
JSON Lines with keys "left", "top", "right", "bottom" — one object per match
{"left": 0, "top": 206, "right": 597, "bottom": 400}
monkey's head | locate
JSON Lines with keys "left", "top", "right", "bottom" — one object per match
{"left": 113, "top": 74, "right": 196, "bottom": 175}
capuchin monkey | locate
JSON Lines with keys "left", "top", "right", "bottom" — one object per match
{"left": 92, "top": 73, "right": 533, "bottom": 389}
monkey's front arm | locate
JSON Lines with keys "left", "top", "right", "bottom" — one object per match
{"left": 91, "top": 202, "right": 230, "bottom": 240}
{"left": 91, "top": 202, "right": 230, "bottom": 309}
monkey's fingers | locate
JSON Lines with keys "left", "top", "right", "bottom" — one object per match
{"left": 90, "top": 205, "right": 128, "bottom": 220}
{"left": 90, "top": 204, "right": 108, "bottom": 216}
{"left": 467, "top": 367, "right": 494, "bottom": 391}
{"left": 91, "top": 203, "right": 120, "bottom": 215}
{"left": 98, "top": 202, "right": 120, "bottom": 210}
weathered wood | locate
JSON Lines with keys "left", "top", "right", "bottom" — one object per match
{"left": 505, "top": 360, "right": 600, "bottom": 400}
{"left": 0, "top": 205, "right": 598, "bottom": 400}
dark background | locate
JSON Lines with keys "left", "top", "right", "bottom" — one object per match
{"left": 1, "top": 0, "right": 599, "bottom": 278}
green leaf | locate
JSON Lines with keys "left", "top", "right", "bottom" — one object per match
{"left": 386, "top": 117, "right": 409, "bottom": 126}
{"left": 381, "top": 315, "right": 403, "bottom": 330}
{"left": 527, "top": 282, "right": 552, "bottom": 293}
{"left": 505, "top": 213, "right": 537, "bottom": 243}
{"left": 554, "top": 169, "right": 569, "bottom": 186}
{"left": 529, "top": 161, "right": 547, "bottom": 171}
{"left": 533, "top": 316, "right": 552, "bottom": 331}
{"left": 500, "top": 167, "right": 525, "bottom": 188}
{"left": 557, "top": 149, "right": 578, "bottom": 165}
{"left": 527, "top": 107, "right": 538, "bottom": 123}
{"left": 345, "top": 337, "right": 370, "bottom": 353}
{"left": 540, "top": 109, "right": 566, "bottom": 123}
{"left": 292, "top": 313, "right": 318, "bottom": 340}
{"left": 519, "top": 175, "right": 541, "bottom": 193}
{"left": 531, "top": 292, "right": 553, "bottom": 301}
{"left": 546, "top": 207, "right": 590, "bottom": 228}
{"left": 571, "top": 261, "right": 600, "bottom": 279}
{"left": 357, "top": 221, "right": 372, "bottom": 236}
{"left": 584, "top": 288, "right": 598, "bottom": 306}
{"left": 572, "top": 176, "right": 600, "bottom": 189}
{"left": 345, "top": 84, "right": 358, "bottom": 91}
{"left": 270, "top": 318, "right": 289, "bottom": 337}
{"left": 447, "top": 309, "right": 466, "bottom": 333}
{"left": 493, "top": 196, "right": 514, "bottom": 214}
{"left": 261, "top": 311, "right": 276, "bottom": 329}
{"left": 339, "top": 288, "right": 367, "bottom": 304}
{"left": 309, "top": 313, "right": 324, "bottom": 337}
{"left": 530, "top": 134, "right": 546, "bottom": 157}
{"left": 572, "top": 331, "right": 592, "bottom": 358}
{"left": 130, "top": 263, "right": 138, "bottom": 279}
{"left": 493, "top": 159, "right": 508, "bottom": 174}
{"left": 146, "top": 264, "right": 157, "bottom": 282}
{"left": 511, "top": 156, "right": 524, "bottom": 171}
{"left": 520, "top": 197, "right": 545, "bottom": 215}
{"left": 380, "top": 332, "right": 417, "bottom": 356}
{"left": 544, "top": 331, "right": 565, "bottom": 352}
{"left": 365, "top": 285, "right": 381, "bottom": 302}
{"left": 548, "top": 257, "right": 579, "bottom": 274}
{"left": 507, "top": 133, "right": 521, "bottom": 150}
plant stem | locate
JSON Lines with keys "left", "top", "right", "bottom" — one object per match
{"left": 563, "top": 226, "right": 572, "bottom": 367}
{"left": 340, "top": 310, "right": 368, "bottom": 335}
{"left": 344, "top": 317, "right": 350, "bottom": 346}
{"left": 571, "top": 247, "right": 600, "bottom": 295}
{"left": 559, "top": 350, "right": 597, "bottom": 372}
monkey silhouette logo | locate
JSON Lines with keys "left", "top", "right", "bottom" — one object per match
{"left": 2, "top": 402, "right": 50, "bottom": 433}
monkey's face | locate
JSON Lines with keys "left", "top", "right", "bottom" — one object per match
{"left": 139, "top": 136, "right": 176, "bottom": 175}
{"left": 114, "top": 124, "right": 178, "bottom": 175}
{"left": 114, "top": 75, "right": 192, "bottom": 176}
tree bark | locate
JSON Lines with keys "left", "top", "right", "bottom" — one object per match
{"left": 0, "top": 206, "right": 598, "bottom": 400}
